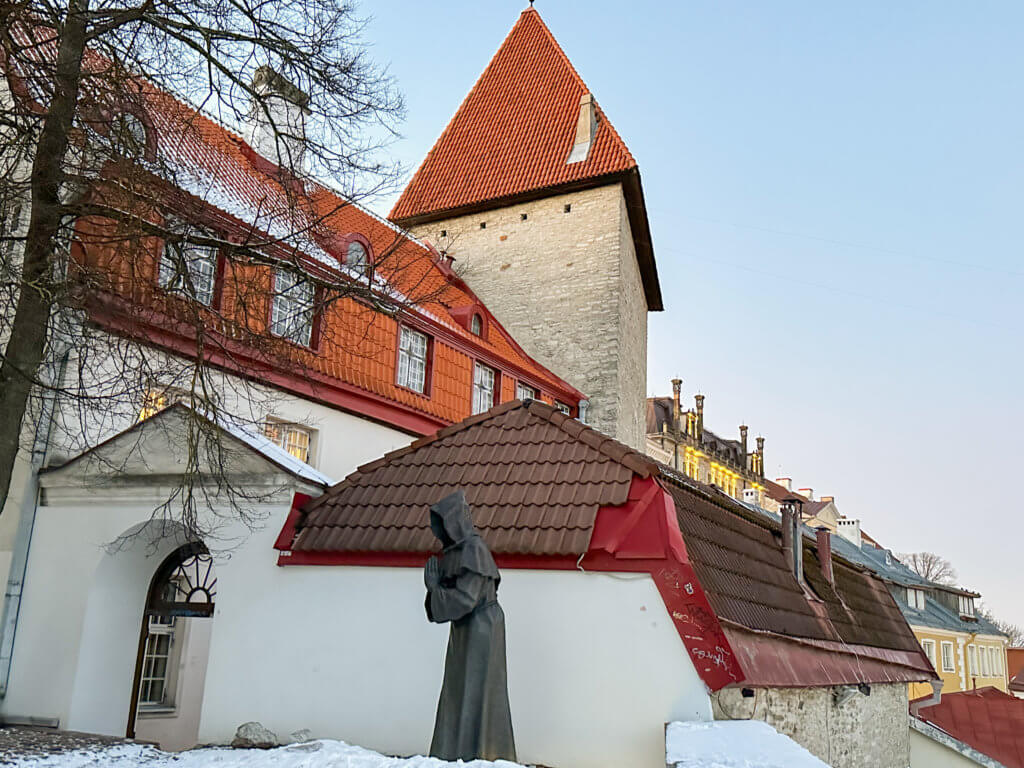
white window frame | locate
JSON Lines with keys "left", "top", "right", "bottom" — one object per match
{"left": 940, "top": 641, "right": 955, "bottom": 673}
{"left": 346, "top": 240, "right": 369, "bottom": 274}
{"left": 470, "top": 314, "right": 483, "bottom": 336}
{"left": 958, "top": 595, "right": 975, "bottom": 617}
{"left": 397, "top": 326, "right": 429, "bottom": 394}
{"left": 138, "top": 615, "right": 177, "bottom": 710}
{"left": 159, "top": 228, "right": 218, "bottom": 306}
{"left": 992, "top": 647, "right": 1003, "bottom": 676}
{"left": 980, "top": 646, "right": 991, "bottom": 677}
{"left": 922, "top": 639, "right": 937, "bottom": 668}
{"left": 515, "top": 382, "right": 538, "bottom": 401}
{"left": 555, "top": 402, "right": 571, "bottom": 415}
{"left": 967, "top": 644, "right": 978, "bottom": 676}
{"left": 472, "top": 363, "right": 496, "bottom": 415}
{"left": 907, "top": 588, "right": 926, "bottom": 610}
{"left": 264, "top": 420, "right": 314, "bottom": 464}
{"left": 270, "top": 269, "right": 315, "bottom": 346}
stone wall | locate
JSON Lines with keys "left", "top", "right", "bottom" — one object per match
{"left": 409, "top": 183, "right": 648, "bottom": 449}
{"left": 712, "top": 683, "right": 910, "bottom": 768}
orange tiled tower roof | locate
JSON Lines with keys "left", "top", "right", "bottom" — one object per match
{"left": 390, "top": 7, "right": 661, "bottom": 310}
{"left": 391, "top": 8, "right": 635, "bottom": 221}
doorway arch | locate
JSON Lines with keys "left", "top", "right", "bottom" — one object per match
{"left": 127, "top": 542, "right": 217, "bottom": 743}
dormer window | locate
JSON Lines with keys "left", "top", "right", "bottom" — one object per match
{"left": 906, "top": 588, "right": 926, "bottom": 610}
{"left": 346, "top": 240, "right": 369, "bottom": 274}
{"left": 958, "top": 595, "right": 975, "bottom": 618}
{"left": 110, "top": 111, "right": 148, "bottom": 156}
{"left": 470, "top": 313, "right": 483, "bottom": 336}
{"left": 158, "top": 226, "right": 218, "bottom": 306}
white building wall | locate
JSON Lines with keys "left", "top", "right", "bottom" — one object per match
{"left": 201, "top": 530, "right": 711, "bottom": 768}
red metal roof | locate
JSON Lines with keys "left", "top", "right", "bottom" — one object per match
{"left": 913, "top": 687, "right": 1024, "bottom": 768}
{"left": 389, "top": 9, "right": 636, "bottom": 223}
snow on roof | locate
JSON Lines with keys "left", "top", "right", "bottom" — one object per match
{"left": 666, "top": 721, "right": 830, "bottom": 768}
{"left": 4, "top": 739, "right": 526, "bottom": 768}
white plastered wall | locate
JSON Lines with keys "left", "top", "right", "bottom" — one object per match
{"left": 199, "top": 528, "right": 711, "bottom": 768}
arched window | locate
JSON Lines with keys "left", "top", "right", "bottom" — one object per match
{"left": 346, "top": 240, "right": 369, "bottom": 274}
{"left": 110, "top": 112, "right": 148, "bottom": 157}
{"left": 470, "top": 313, "right": 483, "bottom": 336}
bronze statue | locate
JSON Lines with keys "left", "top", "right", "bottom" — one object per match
{"left": 424, "top": 491, "right": 516, "bottom": 762}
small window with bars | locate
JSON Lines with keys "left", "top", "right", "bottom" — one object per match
{"left": 472, "top": 363, "right": 496, "bottom": 414}
{"left": 515, "top": 382, "right": 538, "bottom": 402}
{"left": 397, "top": 327, "right": 429, "bottom": 394}
{"left": 270, "top": 269, "right": 315, "bottom": 346}
{"left": 264, "top": 421, "right": 313, "bottom": 464}
{"left": 159, "top": 229, "right": 218, "bottom": 306}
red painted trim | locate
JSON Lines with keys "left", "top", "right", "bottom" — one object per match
{"left": 276, "top": 475, "right": 743, "bottom": 691}
{"left": 274, "top": 492, "right": 314, "bottom": 550}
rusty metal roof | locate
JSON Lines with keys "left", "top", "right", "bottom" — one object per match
{"left": 295, "top": 400, "right": 654, "bottom": 556}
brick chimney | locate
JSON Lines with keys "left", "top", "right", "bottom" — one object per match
{"left": 816, "top": 528, "right": 835, "bottom": 586}
{"left": 739, "top": 425, "right": 748, "bottom": 466}
{"left": 776, "top": 477, "right": 792, "bottom": 491}
{"left": 798, "top": 488, "right": 814, "bottom": 501}
{"left": 247, "top": 66, "right": 310, "bottom": 171}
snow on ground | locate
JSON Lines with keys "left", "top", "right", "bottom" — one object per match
{"left": 5, "top": 740, "right": 527, "bottom": 768}
{"left": 666, "top": 721, "right": 830, "bottom": 768}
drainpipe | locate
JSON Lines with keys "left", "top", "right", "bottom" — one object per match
{"left": 910, "top": 679, "right": 944, "bottom": 717}
{"left": 0, "top": 343, "right": 70, "bottom": 697}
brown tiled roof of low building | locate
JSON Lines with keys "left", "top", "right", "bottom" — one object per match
{"left": 295, "top": 400, "right": 655, "bottom": 556}
{"left": 295, "top": 400, "right": 926, "bottom": 660}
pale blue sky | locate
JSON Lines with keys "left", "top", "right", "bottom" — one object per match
{"left": 361, "top": 1, "right": 1024, "bottom": 626}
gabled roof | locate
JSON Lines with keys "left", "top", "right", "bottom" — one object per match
{"left": 287, "top": 400, "right": 933, "bottom": 685}
{"left": 390, "top": 9, "right": 662, "bottom": 310}
{"left": 913, "top": 688, "right": 1024, "bottom": 768}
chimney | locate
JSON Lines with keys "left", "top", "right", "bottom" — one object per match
{"left": 816, "top": 528, "right": 834, "bottom": 586}
{"left": 567, "top": 93, "right": 599, "bottom": 164}
{"left": 820, "top": 495, "right": 834, "bottom": 503}
{"left": 742, "top": 487, "right": 761, "bottom": 507}
{"left": 671, "top": 378, "right": 682, "bottom": 436}
{"left": 776, "top": 477, "right": 792, "bottom": 491}
{"left": 836, "top": 518, "right": 862, "bottom": 548}
{"left": 781, "top": 499, "right": 804, "bottom": 583}
{"left": 248, "top": 66, "right": 310, "bottom": 171}
{"left": 694, "top": 394, "right": 705, "bottom": 440}
{"left": 798, "top": 488, "right": 814, "bottom": 501}
{"left": 739, "top": 425, "right": 748, "bottom": 466}
{"left": 755, "top": 436, "right": 765, "bottom": 478}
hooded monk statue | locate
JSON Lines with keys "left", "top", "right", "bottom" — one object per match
{"left": 424, "top": 490, "right": 516, "bottom": 762}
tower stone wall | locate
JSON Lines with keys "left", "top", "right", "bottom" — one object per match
{"left": 410, "top": 182, "right": 647, "bottom": 449}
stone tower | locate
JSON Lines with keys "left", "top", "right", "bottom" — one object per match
{"left": 390, "top": 8, "right": 661, "bottom": 449}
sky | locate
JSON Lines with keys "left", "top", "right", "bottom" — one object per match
{"left": 358, "top": 1, "right": 1024, "bottom": 627}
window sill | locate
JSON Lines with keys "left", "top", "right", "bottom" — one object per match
{"left": 395, "top": 382, "right": 432, "bottom": 400}
{"left": 137, "top": 706, "right": 177, "bottom": 718}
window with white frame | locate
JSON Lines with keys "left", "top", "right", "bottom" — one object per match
{"left": 555, "top": 402, "right": 571, "bottom": 415}
{"left": 472, "top": 363, "right": 496, "bottom": 414}
{"left": 516, "top": 382, "right": 538, "bottom": 401}
{"left": 159, "top": 229, "right": 218, "bottom": 306}
{"left": 941, "top": 641, "right": 955, "bottom": 673}
{"left": 270, "top": 269, "right": 315, "bottom": 346}
{"left": 958, "top": 595, "right": 975, "bottom": 617}
{"left": 922, "top": 639, "right": 937, "bottom": 668}
{"left": 906, "top": 588, "right": 926, "bottom": 610}
{"left": 397, "top": 326, "right": 429, "bottom": 394}
{"left": 968, "top": 644, "right": 978, "bottom": 676}
{"left": 138, "top": 580, "right": 181, "bottom": 710}
{"left": 138, "top": 386, "right": 187, "bottom": 421}
{"left": 980, "top": 646, "right": 991, "bottom": 677}
{"left": 264, "top": 420, "right": 313, "bottom": 464}
{"left": 992, "top": 647, "right": 1003, "bottom": 676}
{"left": 346, "top": 240, "right": 369, "bottom": 274}
{"left": 470, "top": 314, "right": 483, "bottom": 336}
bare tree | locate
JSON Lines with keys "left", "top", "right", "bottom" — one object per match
{"left": 979, "top": 604, "right": 1024, "bottom": 647}
{"left": 896, "top": 551, "right": 958, "bottom": 586}
{"left": 0, "top": 0, "right": 446, "bottom": 541}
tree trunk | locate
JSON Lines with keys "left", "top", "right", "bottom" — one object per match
{"left": 0, "top": 0, "right": 89, "bottom": 512}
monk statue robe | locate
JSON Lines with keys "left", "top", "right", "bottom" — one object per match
{"left": 424, "top": 491, "right": 516, "bottom": 763}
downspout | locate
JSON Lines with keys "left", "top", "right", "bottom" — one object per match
{"left": 910, "top": 679, "right": 944, "bottom": 717}
{"left": 0, "top": 343, "right": 70, "bottom": 698}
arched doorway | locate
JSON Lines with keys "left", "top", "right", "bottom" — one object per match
{"left": 127, "top": 542, "right": 217, "bottom": 747}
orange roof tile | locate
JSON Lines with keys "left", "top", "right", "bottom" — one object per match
{"left": 390, "top": 8, "right": 636, "bottom": 221}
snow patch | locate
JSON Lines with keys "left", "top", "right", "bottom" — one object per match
{"left": 6, "top": 740, "right": 529, "bottom": 768}
{"left": 666, "top": 720, "right": 830, "bottom": 768}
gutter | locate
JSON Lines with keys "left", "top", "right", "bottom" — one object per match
{"left": 0, "top": 343, "right": 70, "bottom": 697}
{"left": 908, "top": 716, "right": 1004, "bottom": 768}
{"left": 910, "top": 679, "right": 944, "bottom": 717}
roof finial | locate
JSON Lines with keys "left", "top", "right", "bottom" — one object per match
{"left": 529, "top": 0, "right": 535, "bottom": 6}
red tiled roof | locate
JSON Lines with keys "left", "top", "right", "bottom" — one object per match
{"left": 913, "top": 687, "right": 1024, "bottom": 768}
{"left": 4, "top": 21, "right": 584, "bottom": 433}
{"left": 291, "top": 401, "right": 931, "bottom": 674}
{"left": 390, "top": 9, "right": 636, "bottom": 223}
